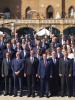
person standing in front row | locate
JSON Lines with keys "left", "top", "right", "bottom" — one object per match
{"left": 24, "top": 49, "right": 39, "bottom": 97}
{"left": 11, "top": 52, "right": 24, "bottom": 97}
{"left": 2, "top": 52, "right": 12, "bottom": 96}
{"left": 38, "top": 53, "right": 51, "bottom": 97}
{"left": 71, "top": 51, "right": 75, "bottom": 96}
{"left": 50, "top": 50, "right": 59, "bottom": 96}
{"left": 59, "top": 50, "right": 72, "bottom": 97}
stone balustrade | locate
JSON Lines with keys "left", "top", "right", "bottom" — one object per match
{"left": 0, "top": 18, "right": 75, "bottom": 25}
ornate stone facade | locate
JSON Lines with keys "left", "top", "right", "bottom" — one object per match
{"left": 0, "top": 0, "right": 75, "bottom": 35}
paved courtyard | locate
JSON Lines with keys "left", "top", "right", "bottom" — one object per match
{"left": 0, "top": 96, "right": 75, "bottom": 100}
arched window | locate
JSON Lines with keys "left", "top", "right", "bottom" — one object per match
{"left": 46, "top": 5, "right": 53, "bottom": 19}
{"left": 68, "top": 6, "right": 74, "bottom": 17}
{"left": 64, "top": 27, "right": 75, "bottom": 36}
{"left": 3, "top": 8, "right": 11, "bottom": 19}
{"left": 0, "top": 27, "right": 11, "bottom": 38}
{"left": 16, "top": 27, "right": 36, "bottom": 39}
{"left": 46, "top": 26, "right": 60, "bottom": 36}
{"left": 25, "top": 7, "right": 31, "bottom": 19}
{"left": 4, "top": 8, "right": 10, "bottom": 13}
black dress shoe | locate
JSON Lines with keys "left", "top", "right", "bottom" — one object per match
{"left": 73, "top": 94, "right": 75, "bottom": 97}
{"left": 9, "top": 92, "right": 12, "bottom": 96}
{"left": 39, "top": 94, "right": 44, "bottom": 98}
{"left": 32, "top": 94, "right": 35, "bottom": 97}
{"left": 4, "top": 93, "right": 8, "bottom": 96}
{"left": 46, "top": 94, "right": 50, "bottom": 98}
{"left": 4, "top": 92, "right": 8, "bottom": 96}
{"left": 50, "top": 94, "right": 53, "bottom": 97}
{"left": 13, "top": 94, "right": 17, "bottom": 97}
{"left": 9, "top": 93, "right": 12, "bottom": 96}
{"left": 61, "top": 95, "right": 64, "bottom": 97}
{"left": 19, "top": 93, "right": 22, "bottom": 97}
{"left": 68, "top": 95, "right": 71, "bottom": 97}
{"left": 14, "top": 95, "right": 17, "bottom": 97}
{"left": 27, "top": 94, "right": 31, "bottom": 97}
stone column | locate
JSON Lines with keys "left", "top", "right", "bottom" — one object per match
{"left": 62, "top": 0, "right": 65, "bottom": 18}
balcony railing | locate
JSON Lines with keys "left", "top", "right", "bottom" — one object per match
{"left": 0, "top": 18, "right": 75, "bottom": 25}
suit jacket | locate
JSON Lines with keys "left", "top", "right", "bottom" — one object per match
{"left": 3, "top": 48, "right": 15, "bottom": 58}
{"left": 50, "top": 42, "right": 61, "bottom": 50}
{"left": 24, "top": 57, "right": 39, "bottom": 76}
{"left": 38, "top": 58, "right": 51, "bottom": 79}
{"left": 57, "top": 52, "right": 64, "bottom": 58}
{"left": 50, "top": 58, "right": 59, "bottom": 77}
{"left": 0, "top": 41, "right": 5, "bottom": 60}
{"left": 0, "top": 41, "right": 5, "bottom": 50}
{"left": 11, "top": 59, "right": 24, "bottom": 76}
{"left": 59, "top": 58, "right": 72, "bottom": 77}
{"left": 21, "top": 50, "right": 30, "bottom": 59}
{"left": 72, "top": 58, "right": 75, "bottom": 76}
{"left": 15, "top": 47, "right": 22, "bottom": 52}
{"left": 12, "top": 44, "right": 16, "bottom": 51}
{"left": 33, "top": 46, "right": 40, "bottom": 54}
{"left": 2, "top": 58, "right": 12, "bottom": 77}
{"left": 0, "top": 50, "right": 3, "bottom": 61}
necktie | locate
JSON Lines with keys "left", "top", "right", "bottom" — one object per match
{"left": 24, "top": 50, "right": 26, "bottom": 57}
{"left": 31, "top": 57, "right": 34, "bottom": 63}
{"left": 58, "top": 53, "right": 60, "bottom": 58}
{"left": 64, "top": 58, "right": 67, "bottom": 62}
{"left": 17, "top": 59, "right": 19, "bottom": 63}
{"left": 13, "top": 44, "right": 16, "bottom": 49}
{"left": 64, "top": 58, "right": 68, "bottom": 69}
{"left": 53, "top": 59, "right": 56, "bottom": 64}
{"left": 44, "top": 60, "right": 47, "bottom": 67}
{"left": 1, "top": 42, "right": 3, "bottom": 45}
{"left": 7, "top": 59, "right": 8, "bottom": 63}
{"left": 17, "top": 49, "right": 19, "bottom": 52}
{"left": 8, "top": 49, "right": 10, "bottom": 52}
{"left": 7, "top": 59, "right": 10, "bottom": 64}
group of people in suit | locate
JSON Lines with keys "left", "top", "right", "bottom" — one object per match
{"left": 0, "top": 33, "right": 75, "bottom": 98}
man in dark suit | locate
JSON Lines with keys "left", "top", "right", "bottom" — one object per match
{"left": 59, "top": 50, "right": 72, "bottom": 97}
{"left": 11, "top": 52, "right": 24, "bottom": 97}
{"left": 21, "top": 44, "right": 30, "bottom": 59}
{"left": 50, "top": 37, "right": 61, "bottom": 50}
{"left": 0, "top": 37, "right": 5, "bottom": 58}
{"left": 38, "top": 53, "right": 51, "bottom": 97}
{"left": 2, "top": 52, "right": 12, "bottom": 95}
{"left": 4, "top": 43, "right": 15, "bottom": 59}
{"left": 50, "top": 50, "right": 59, "bottom": 96}
{"left": 24, "top": 49, "right": 39, "bottom": 97}
{"left": 11, "top": 38, "right": 16, "bottom": 51}
{"left": 72, "top": 51, "right": 75, "bottom": 96}
{"left": 15, "top": 42, "right": 22, "bottom": 53}
{"left": 0, "top": 37, "right": 5, "bottom": 91}
{"left": 57, "top": 47, "right": 64, "bottom": 58}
